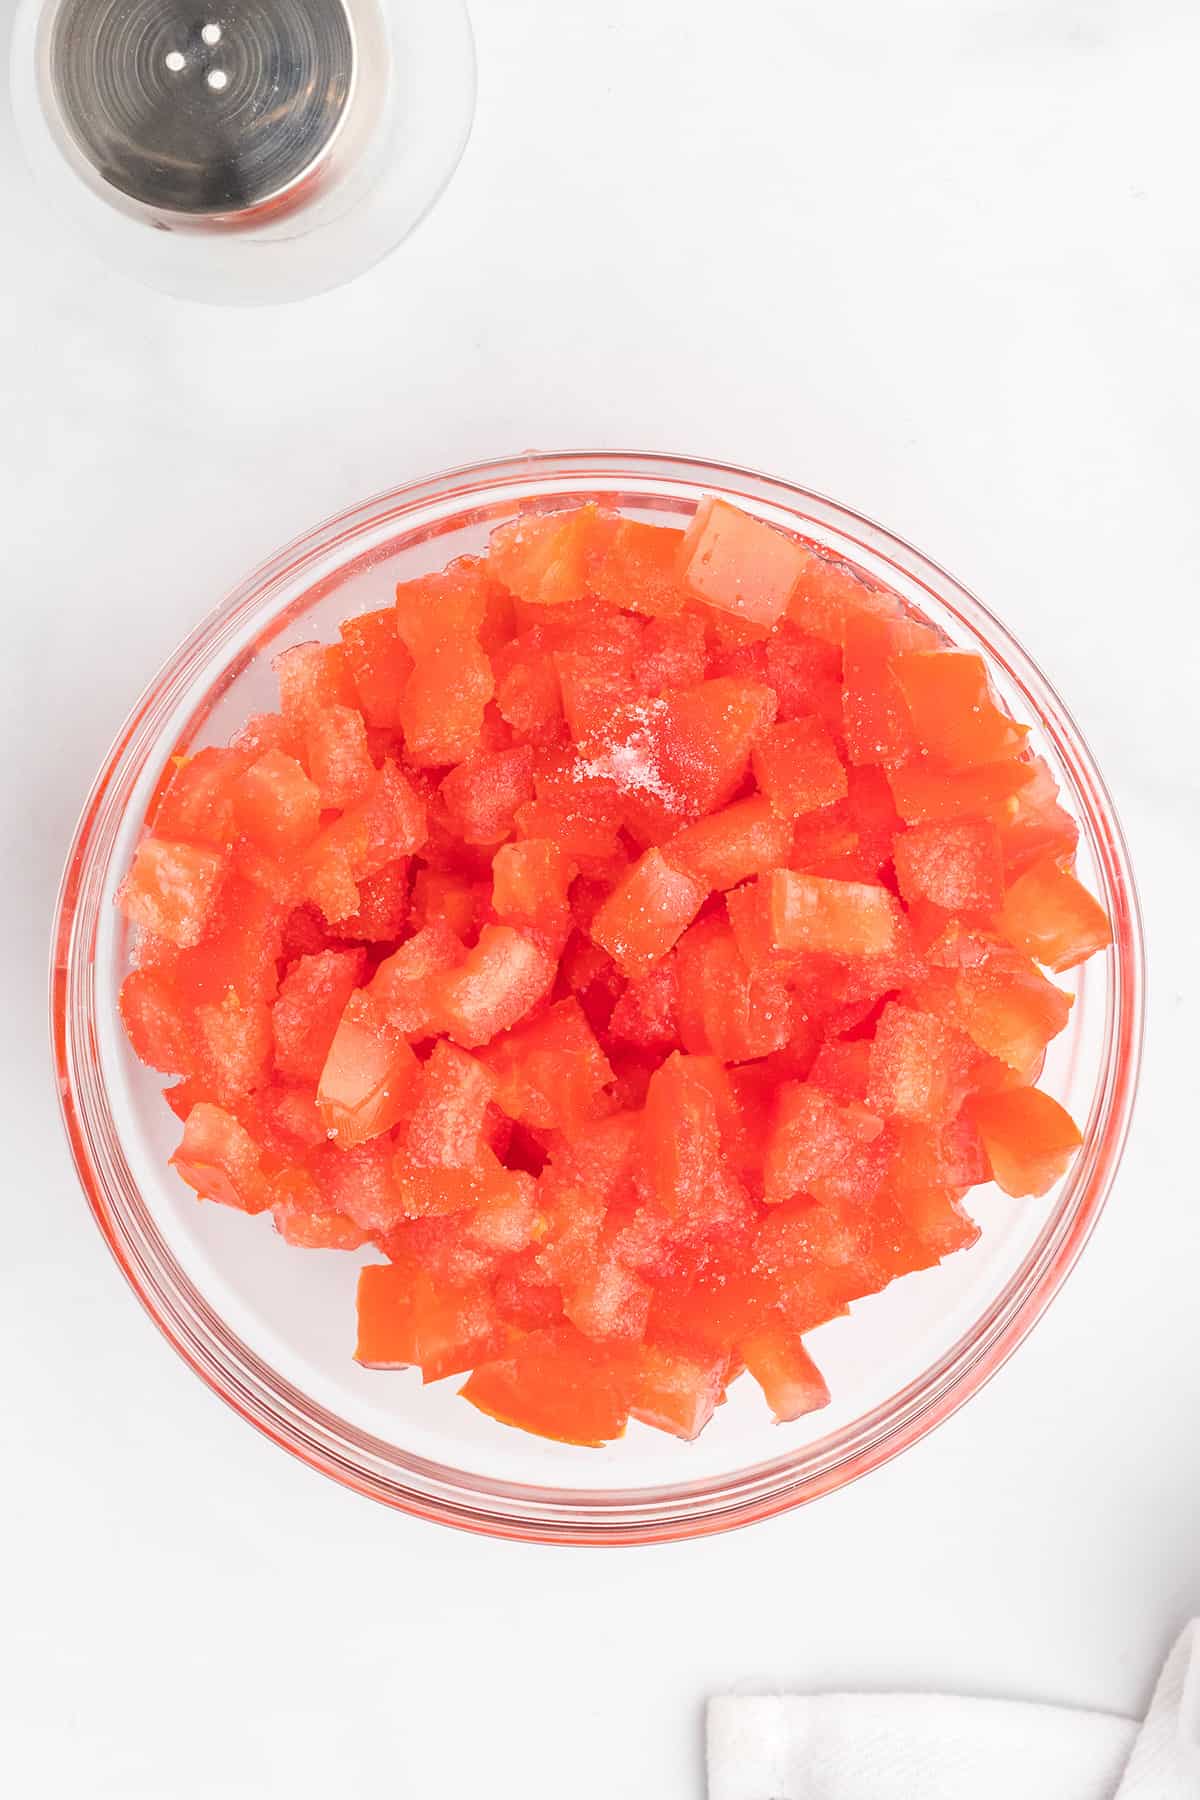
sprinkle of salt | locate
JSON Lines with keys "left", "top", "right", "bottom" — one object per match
{"left": 570, "top": 701, "right": 681, "bottom": 809}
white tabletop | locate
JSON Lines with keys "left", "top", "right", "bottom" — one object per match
{"left": 3, "top": 2, "right": 1199, "bottom": 1794}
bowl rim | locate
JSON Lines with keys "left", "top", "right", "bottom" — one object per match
{"left": 50, "top": 448, "right": 1145, "bottom": 1544}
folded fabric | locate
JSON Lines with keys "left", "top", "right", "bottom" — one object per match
{"left": 707, "top": 1620, "right": 1199, "bottom": 1800}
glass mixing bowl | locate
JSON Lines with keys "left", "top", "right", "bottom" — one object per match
{"left": 51, "top": 451, "right": 1143, "bottom": 1542}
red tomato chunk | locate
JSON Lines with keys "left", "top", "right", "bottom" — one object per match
{"left": 116, "top": 498, "right": 1110, "bottom": 1446}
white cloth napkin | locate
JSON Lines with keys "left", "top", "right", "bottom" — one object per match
{"left": 708, "top": 1621, "right": 1199, "bottom": 1800}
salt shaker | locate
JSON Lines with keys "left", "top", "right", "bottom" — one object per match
{"left": 9, "top": 0, "right": 476, "bottom": 303}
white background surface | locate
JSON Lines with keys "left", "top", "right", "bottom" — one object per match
{"left": 2, "top": 2, "right": 1199, "bottom": 1795}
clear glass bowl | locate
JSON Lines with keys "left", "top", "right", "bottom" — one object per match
{"left": 51, "top": 451, "right": 1144, "bottom": 1542}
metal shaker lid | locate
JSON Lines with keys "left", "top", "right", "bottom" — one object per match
{"left": 49, "top": 0, "right": 355, "bottom": 217}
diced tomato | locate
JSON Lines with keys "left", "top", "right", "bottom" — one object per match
{"left": 440, "top": 745, "right": 534, "bottom": 846}
{"left": 347, "top": 760, "right": 429, "bottom": 870}
{"left": 171, "top": 1102, "right": 266, "bottom": 1212}
{"left": 317, "top": 991, "right": 419, "bottom": 1147}
{"left": 231, "top": 748, "right": 322, "bottom": 853}
{"left": 892, "top": 650, "right": 1026, "bottom": 767}
{"left": 394, "top": 561, "right": 496, "bottom": 766}
{"left": 339, "top": 608, "right": 414, "bottom": 732}
{"left": 723, "top": 877, "right": 780, "bottom": 970}
{"left": 789, "top": 805, "right": 862, "bottom": 876}
{"left": 394, "top": 558, "right": 490, "bottom": 650}
{"left": 275, "top": 1203, "right": 371, "bottom": 1251}
{"left": 997, "top": 854, "right": 1112, "bottom": 972}
{"left": 563, "top": 1254, "right": 653, "bottom": 1343}
{"left": 118, "top": 837, "right": 227, "bottom": 948}
{"left": 752, "top": 716, "right": 849, "bottom": 817}
{"left": 893, "top": 818, "right": 1004, "bottom": 915}
{"left": 195, "top": 993, "right": 272, "bottom": 1103}
{"left": 608, "top": 957, "right": 680, "bottom": 1049}
{"left": 808, "top": 1037, "right": 872, "bottom": 1103}
{"left": 753, "top": 1195, "right": 877, "bottom": 1318}
{"left": 740, "top": 1328, "right": 830, "bottom": 1423}
{"left": 865, "top": 1001, "right": 970, "bottom": 1124}
{"left": 432, "top": 924, "right": 556, "bottom": 1048}
{"left": 461, "top": 1168, "right": 541, "bottom": 1255}
{"left": 400, "top": 640, "right": 495, "bottom": 767}
{"left": 786, "top": 548, "right": 892, "bottom": 644}
{"left": 663, "top": 795, "right": 792, "bottom": 893}
{"left": 763, "top": 1082, "right": 883, "bottom": 1202}
{"left": 492, "top": 1252, "right": 564, "bottom": 1330}
{"left": 631, "top": 1339, "right": 730, "bottom": 1439}
{"left": 883, "top": 1119, "right": 988, "bottom": 1224}
{"left": 355, "top": 1262, "right": 510, "bottom": 1380}
{"left": 492, "top": 631, "right": 565, "bottom": 746}
{"left": 354, "top": 1262, "right": 419, "bottom": 1366}
{"left": 641, "top": 1052, "right": 724, "bottom": 1219}
{"left": 261, "top": 1083, "right": 327, "bottom": 1151}
{"left": 165, "top": 877, "right": 285, "bottom": 1011}
{"left": 298, "top": 764, "right": 426, "bottom": 925}
{"left": 887, "top": 759, "right": 1034, "bottom": 825}
{"left": 765, "top": 624, "right": 844, "bottom": 725}
{"left": 514, "top": 796, "right": 622, "bottom": 867}
{"left": 479, "top": 578, "right": 517, "bottom": 653}
{"left": 409, "top": 867, "right": 483, "bottom": 943}
{"left": 675, "top": 918, "right": 791, "bottom": 1063}
{"left": 272, "top": 947, "right": 367, "bottom": 1082}
{"left": 304, "top": 705, "right": 375, "bottom": 810}
{"left": 880, "top": 1168, "right": 980, "bottom": 1267}
{"left": 311, "top": 1136, "right": 406, "bottom": 1232}
{"left": 490, "top": 837, "right": 573, "bottom": 944}
{"left": 369, "top": 921, "right": 462, "bottom": 1034}
{"left": 554, "top": 633, "right": 643, "bottom": 741}
{"left": 586, "top": 514, "right": 688, "bottom": 618}
{"left": 405, "top": 1040, "right": 496, "bottom": 1168}
{"left": 765, "top": 869, "right": 903, "bottom": 958}
{"left": 392, "top": 1158, "right": 495, "bottom": 1219}
{"left": 633, "top": 611, "right": 708, "bottom": 693}
{"left": 274, "top": 641, "right": 357, "bottom": 722}
{"left": 649, "top": 1267, "right": 774, "bottom": 1353}
{"left": 119, "top": 966, "right": 193, "bottom": 1074}
{"left": 970, "top": 1086, "right": 1083, "bottom": 1197}
{"left": 232, "top": 713, "right": 303, "bottom": 761}
{"left": 400, "top": 1155, "right": 533, "bottom": 1246}
{"left": 335, "top": 859, "right": 410, "bottom": 941}
{"left": 662, "top": 678, "right": 778, "bottom": 816}
{"left": 841, "top": 612, "right": 920, "bottom": 766}
{"left": 486, "top": 506, "right": 597, "bottom": 608}
{"left": 997, "top": 755, "right": 1079, "bottom": 875}
{"left": 482, "top": 997, "right": 613, "bottom": 1131}
{"left": 152, "top": 745, "right": 245, "bottom": 847}
{"left": 678, "top": 497, "right": 806, "bottom": 629}
{"left": 462, "top": 1325, "right": 633, "bottom": 1445}
{"left": 954, "top": 956, "right": 1072, "bottom": 1076}
{"left": 590, "top": 848, "right": 706, "bottom": 980}
{"left": 573, "top": 678, "right": 776, "bottom": 841}
{"left": 271, "top": 1169, "right": 371, "bottom": 1250}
